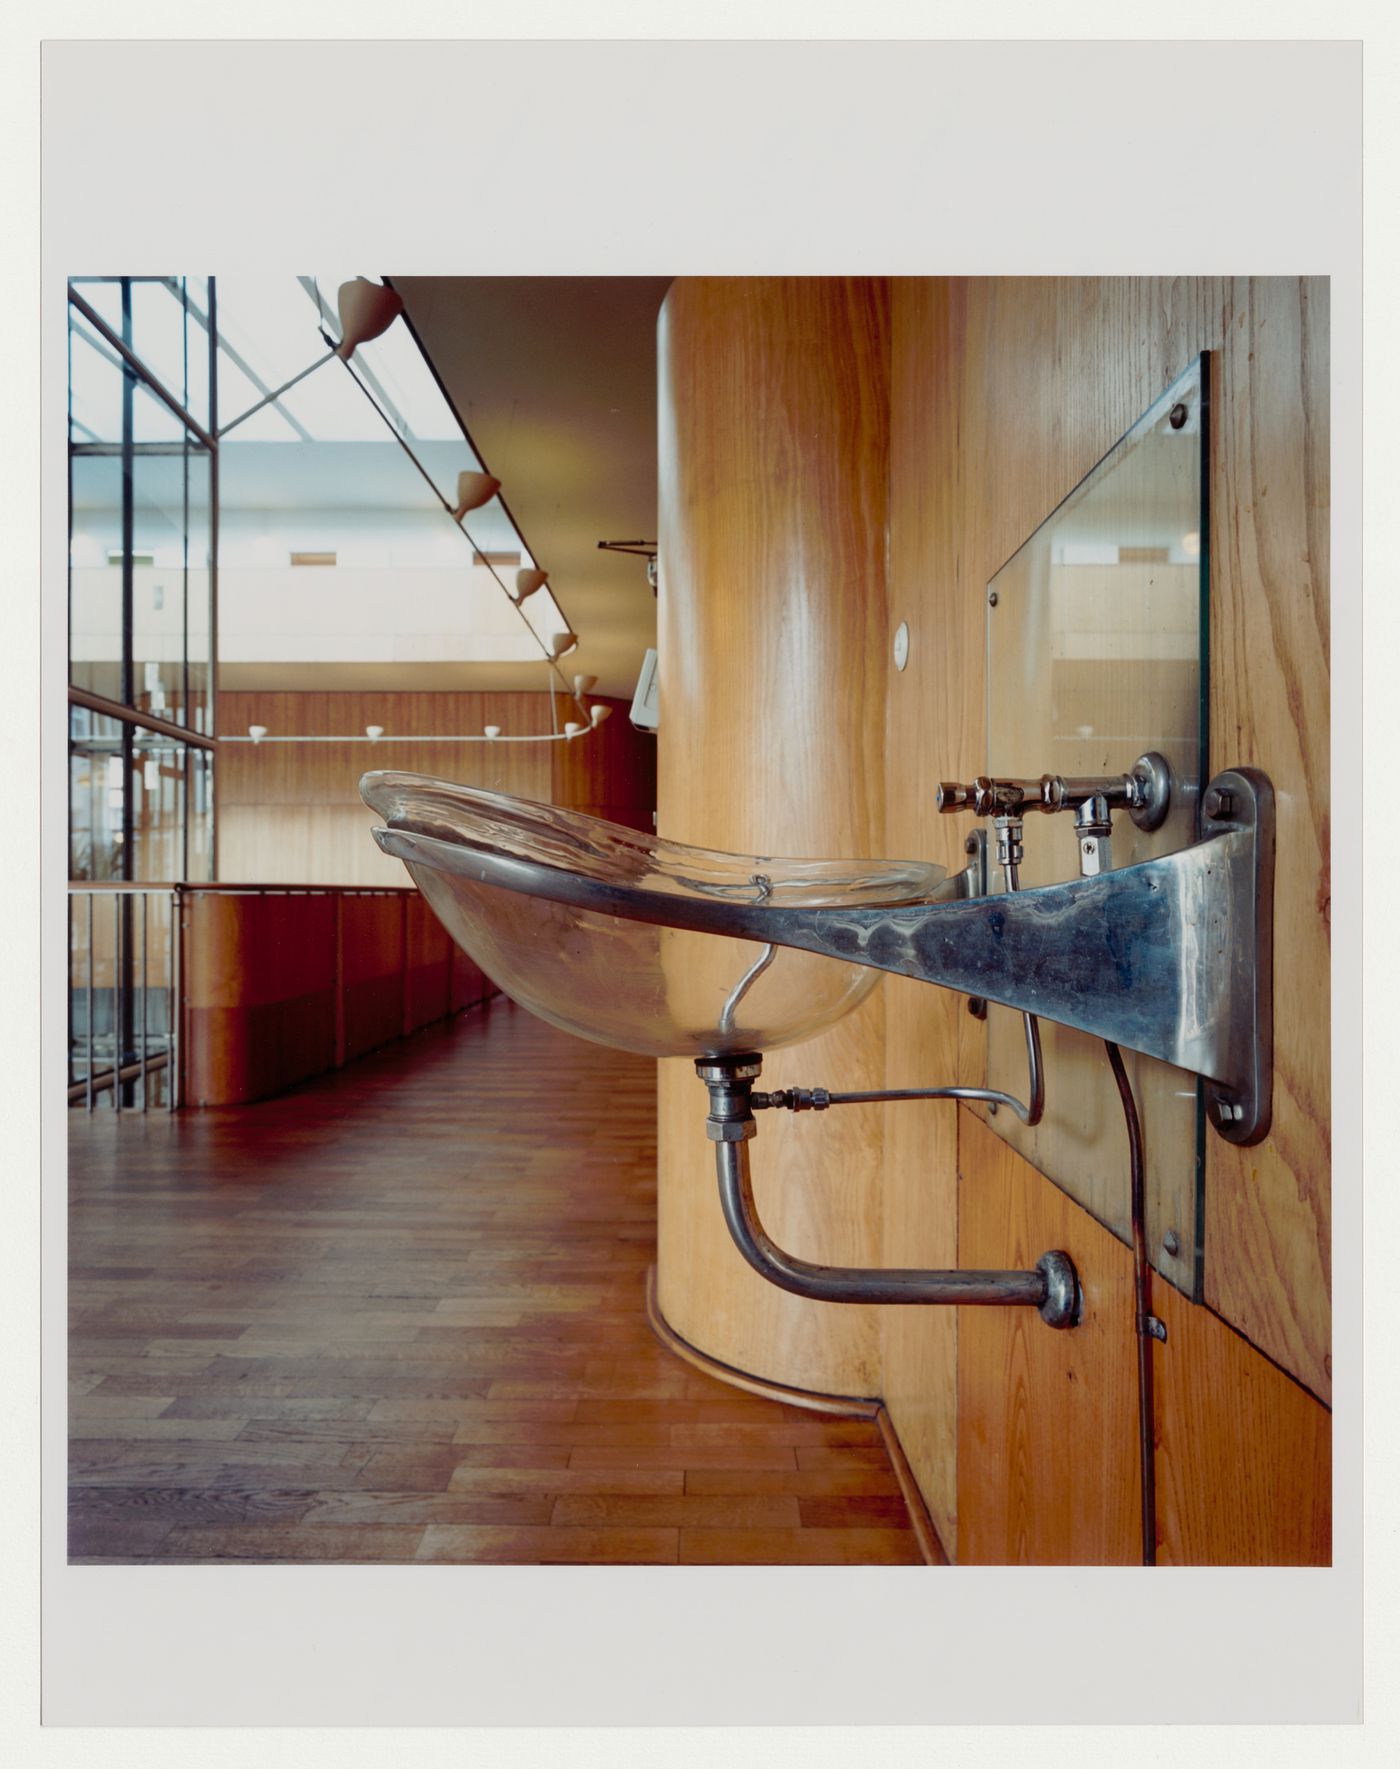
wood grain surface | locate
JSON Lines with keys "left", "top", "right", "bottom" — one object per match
{"left": 955, "top": 1112, "right": 1142, "bottom": 1565}
{"left": 1151, "top": 1275, "right": 1331, "bottom": 1565}
{"left": 880, "top": 277, "right": 969, "bottom": 1551}
{"left": 654, "top": 276, "right": 893, "bottom": 1398}
{"left": 181, "top": 887, "right": 490, "bottom": 1105}
{"left": 69, "top": 1002, "right": 920, "bottom": 1565}
{"left": 882, "top": 278, "right": 1331, "bottom": 1555}
{"left": 217, "top": 691, "right": 652, "bottom": 885}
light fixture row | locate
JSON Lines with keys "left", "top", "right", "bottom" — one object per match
{"left": 448, "top": 471, "right": 578, "bottom": 662}
{"left": 228, "top": 278, "right": 591, "bottom": 717}
{"left": 237, "top": 701, "right": 612, "bottom": 746}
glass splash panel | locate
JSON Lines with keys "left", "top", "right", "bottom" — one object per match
{"left": 984, "top": 356, "right": 1209, "bottom": 1297}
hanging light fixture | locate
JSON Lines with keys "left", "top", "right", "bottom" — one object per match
{"left": 248, "top": 724, "right": 268, "bottom": 743}
{"left": 512, "top": 568, "right": 549, "bottom": 605}
{"left": 563, "top": 721, "right": 585, "bottom": 738}
{"left": 334, "top": 279, "right": 405, "bottom": 357}
{"left": 452, "top": 471, "right": 502, "bottom": 522}
{"left": 572, "top": 673, "right": 598, "bottom": 698}
{"left": 217, "top": 278, "right": 405, "bottom": 438}
{"left": 265, "top": 275, "right": 589, "bottom": 686}
{"left": 484, "top": 724, "right": 502, "bottom": 740}
{"left": 365, "top": 725, "right": 385, "bottom": 742}
{"left": 589, "top": 704, "right": 612, "bottom": 727}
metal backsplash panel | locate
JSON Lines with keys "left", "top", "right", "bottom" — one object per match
{"left": 983, "top": 356, "right": 1209, "bottom": 1296}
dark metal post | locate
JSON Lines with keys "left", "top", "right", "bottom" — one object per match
{"left": 140, "top": 890, "right": 149, "bottom": 1110}
{"left": 207, "top": 276, "right": 219, "bottom": 877}
{"left": 170, "top": 887, "right": 181, "bottom": 1112}
{"left": 112, "top": 892, "right": 124, "bottom": 1115}
{"left": 118, "top": 281, "right": 136, "bottom": 1105}
{"left": 85, "top": 892, "right": 94, "bottom": 1113}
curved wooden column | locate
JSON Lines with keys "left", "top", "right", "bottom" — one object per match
{"left": 655, "top": 277, "right": 891, "bottom": 1397}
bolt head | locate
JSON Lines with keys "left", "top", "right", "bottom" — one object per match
{"left": 1163, "top": 1229, "right": 1181, "bottom": 1258}
{"left": 1203, "top": 785, "right": 1235, "bottom": 821}
{"left": 987, "top": 590, "right": 998, "bottom": 607}
{"left": 1169, "top": 402, "right": 1189, "bottom": 430}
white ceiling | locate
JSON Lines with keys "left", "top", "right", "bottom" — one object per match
{"left": 391, "top": 277, "right": 671, "bottom": 698}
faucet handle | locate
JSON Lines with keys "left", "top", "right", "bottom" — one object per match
{"left": 936, "top": 776, "right": 1025, "bottom": 817}
{"left": 936, "top": 779, "right": 978, "bottom": 813}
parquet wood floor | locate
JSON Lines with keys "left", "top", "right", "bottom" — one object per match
{"left": 69, "top": 999, "right": 921, "bottom": 1564}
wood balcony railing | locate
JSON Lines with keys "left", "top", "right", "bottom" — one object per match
{"left": 69, "top": 882, "right": 495, "bottom": 1110}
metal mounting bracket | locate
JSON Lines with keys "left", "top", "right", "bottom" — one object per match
{"left": 1195, "top": 768, "right": 1274, "bottom": 1146}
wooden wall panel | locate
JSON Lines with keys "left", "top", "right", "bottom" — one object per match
{"left": 340, "top": 894, "right": 408, "bottom": 1064}
{"left": 551, "top": 696, "right": 656, "bottom": 833}
{"left": 882, "top": 278, "right": 1331, "bottom": 1559}
{"left": 654, "top": 276, "right": 892, "bottom": 1398}
{"left": 956, "top": 1112, "right": 1142, "bottom": 1565}
{"left": 183, "top": 891, "right": 339, "bottom": 1105}
{"left": 182, "top": 888, "right": 491, "bottom": 1106}
{"left": 217, "top": 692, "right": 649, "bottom": 884}
{"left": 1202, "top": 282, "right": 1331, "bottom": 1397}
{"left": 880, "top": 278, "right": 978, "bottom": 1550}
{"left": 1152, "top": 1278, "right": 1331, "bottom": 1566}
{"left": 956, "top": 1110, "right": 1331, "bottom": 1565}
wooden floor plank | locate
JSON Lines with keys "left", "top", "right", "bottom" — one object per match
{"left": 70, "top": 1000, "right": 921, "bottom": 1564}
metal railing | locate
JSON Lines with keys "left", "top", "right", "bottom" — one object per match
{"left": 68, "top": 883, "right": 180, "bottom": 1112}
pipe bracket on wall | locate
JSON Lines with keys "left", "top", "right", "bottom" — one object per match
{"left": 697, "top": 1056, "right": 1081, "bottom": 1329}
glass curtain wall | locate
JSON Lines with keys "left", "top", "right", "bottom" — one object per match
{"left": 68, "top": 276, "right": 219, "bottom": 1108}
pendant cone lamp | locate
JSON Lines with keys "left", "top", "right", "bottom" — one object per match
{"left": 452, "top": 471, "right": 502, "bottom": 521}
{"left": 513, "top": 568, "right": 549, "bottom": 604}
{"left": 548, "top": 631, "right": 579, "bottom": 661}
{"left": 218, "top": 278, "right": 406, "bottom": 438}
{"left": 334, "top": 279, "right": 404, "bottom": 359}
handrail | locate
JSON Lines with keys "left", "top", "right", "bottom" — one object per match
{"left": 68, "top": 881, "right": 417, "bottom": 895}
{"left": 68, "top": 684, "right": 218, "bottom": 752}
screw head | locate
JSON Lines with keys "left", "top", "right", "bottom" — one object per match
{"left": 967, "top": 996, "right": 987, "bottom": 1020}
{"left": 1163, "top": 1229, "right": 1181, "bottom": 1258}
{"left": 986, "top": 1100, "right": 999, "bottom": 1115}
{"left": 1169, "top": 402, "right": 1188, "bottom": 430}
{"left": 987, "top": 590, "right": 998, "bottom": 607}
